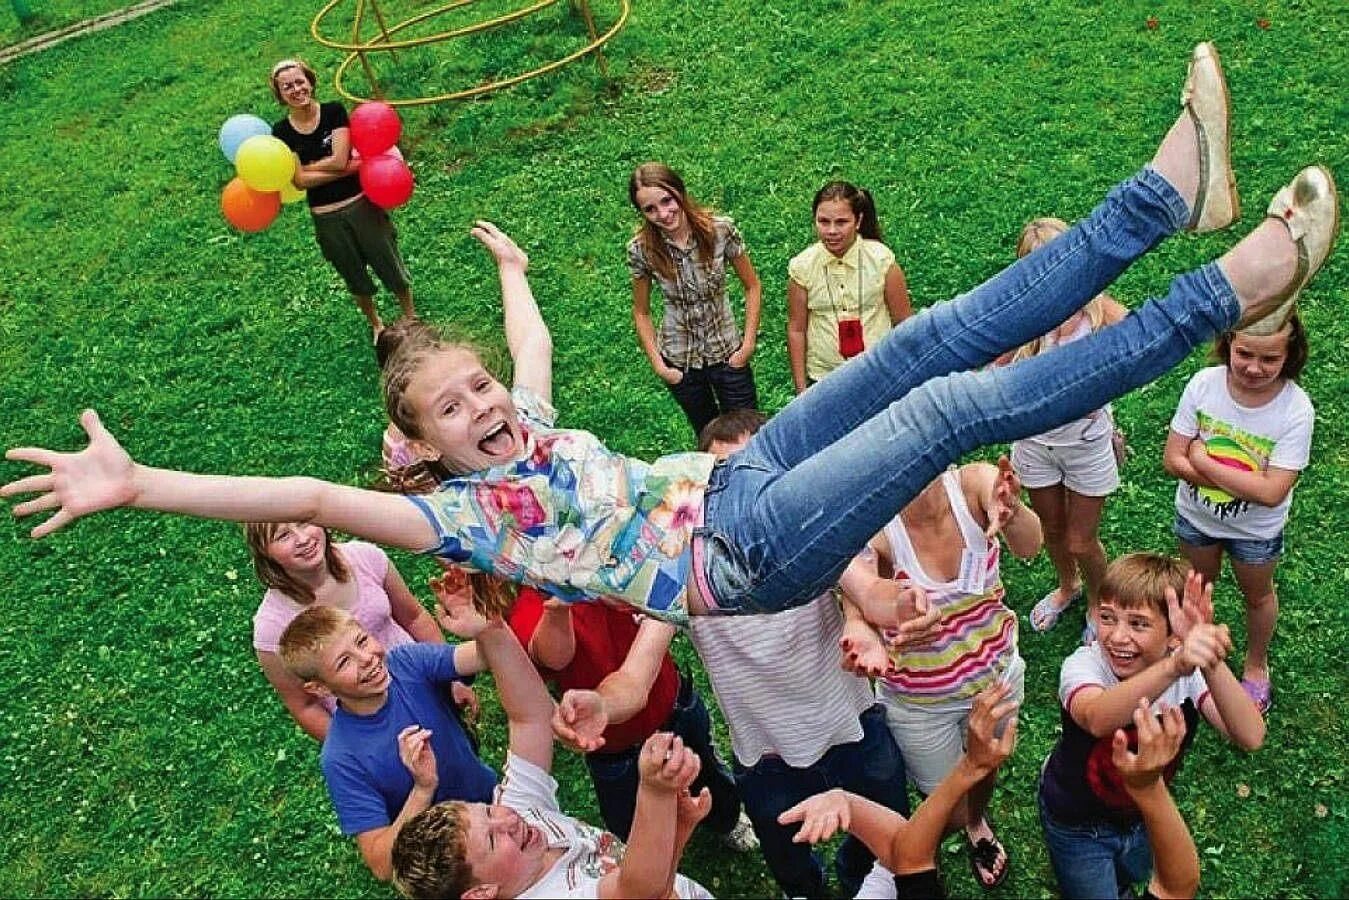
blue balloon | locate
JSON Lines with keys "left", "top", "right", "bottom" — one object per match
{"left": 218, "top": 114, "right": 272, "bottom": 164}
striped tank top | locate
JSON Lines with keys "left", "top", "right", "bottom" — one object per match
{"left": 879, "top": 468, "right": 1017, "bottom": 705}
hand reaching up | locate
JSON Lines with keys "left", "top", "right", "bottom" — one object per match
{"left": 638, "top": 732, "right": 701, "bottom": 794}
{"left": 963, "top": 681, "right": 1019, "bottom": 776}
{"left": 1166, "top": 570, "right": 1215, "bottom": 641}
{"left": 430, "top": 569, "right": 490, "bottom": 639}
{"left": 1113, "top": 699, "right": 1187, "bottom": 792}
{"left": 397, "top": 725, "right": 439, "bottom": 791}
{"left": 470, "top": 220, "right": 529, "bottom": 271}
{"left": 983, "top": 456, "right": 1023, "bottom": 539}
{"left": 1172, "top": 621, "right": 1232, "bottom": 676}
{"left": 3, "top": 410, "right": 138, "bottom": 538}
{"left": 778, "top": 789, "right": 852, "bottom": 844}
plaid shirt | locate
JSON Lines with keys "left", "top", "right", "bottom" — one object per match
{"left": 627, "top": 216, "right": 746, "bottom": 369}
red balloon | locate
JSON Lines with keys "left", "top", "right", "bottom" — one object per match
{"left": 349, "top": 102, "right": 401, "bottom": 157}
{"left": 360, "top": 153, "right": 414, "bottom": 209}
{"left": 221, "top": 177, "right": 281, "bottom": 232}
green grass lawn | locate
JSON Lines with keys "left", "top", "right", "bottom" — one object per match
{"left": 1, "top": 0, "right": 1347, "bottom": 896}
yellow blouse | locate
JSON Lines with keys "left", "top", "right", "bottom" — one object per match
{"left": 788, "top": 238, "right": 896, "bottom": 382}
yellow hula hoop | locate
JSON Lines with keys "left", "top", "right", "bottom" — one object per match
{"left": 312, "top": 0, "right": 631, "bottom": 107}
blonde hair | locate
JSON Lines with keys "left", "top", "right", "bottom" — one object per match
{"left": 1010, "top": 217, "right": 1111, "bottom": 363}
{"left": 391, "top": 802, "right": 475, "bottom": 898}
{"left": 1096, "top": 552, "right": 1192, "bottom": 627}
{"left": 380, "top": 321, "right": 490, "bottom": 444}
{"left": 268, "top": 58, "right": 318, "bottom": 104}
{"left": 243, "top": 522, "right": 350, "bottom": 605}
{"left": 277, "top": 605, "right": 355, "bottom": 681}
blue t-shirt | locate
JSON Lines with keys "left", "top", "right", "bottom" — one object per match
{"left": 321, "top": 643, "right": 497, "bottom": 835}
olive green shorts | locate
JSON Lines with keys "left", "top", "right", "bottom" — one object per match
{"left": 312, "top": 195, "right": 410, "bottom": 296}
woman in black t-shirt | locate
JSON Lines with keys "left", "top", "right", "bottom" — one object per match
{"left": 269, "top": 58, "right": 414, "bottom": 338}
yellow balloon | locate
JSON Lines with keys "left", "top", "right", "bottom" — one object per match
{"left": 235, "top": 135, "right": 296, "bottom": 193}
{"left": 279, "top": 180, "right": 307, "bottom": 205}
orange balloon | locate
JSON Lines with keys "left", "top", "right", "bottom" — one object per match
{"left": 221, "top": 177, "right": 281, "bottom": 232}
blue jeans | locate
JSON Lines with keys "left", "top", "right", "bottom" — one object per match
{"left": 1038, "top": 788, "right": 1152, "bottom": 898}
{"left": 735, "top": 704, "right": 909, "bottom": 899}
{"left": 697, "top": 168, "right": 1240, "bottom": 614}
{"left": 584, "top": 673, "right": 741, "bottom": 841}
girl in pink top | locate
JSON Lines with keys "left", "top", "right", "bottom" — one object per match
{"left": 246, "top": 521, "right": 464, "bottom": 741}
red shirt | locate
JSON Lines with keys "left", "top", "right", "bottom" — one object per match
{"left": 507, "top": 588, "right": 679, "bottom": 753}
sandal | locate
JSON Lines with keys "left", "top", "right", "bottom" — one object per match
{"left": 1181, "top": 42, "right": 1239, "bottom": 233}
{"left": 1239, "top": 165, "right": 1340, "bottom": 335}
{"left": 1030, "top": 586, "right": 1082, "bottom": 633}
{"left": 1241, "top": 677, "right": 1273, "bottom": 715}
{"left": 966, "top": 828, "right": 1010, "bottom": 890}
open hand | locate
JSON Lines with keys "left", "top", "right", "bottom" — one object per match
{"left": 469, "top": 220, "right": 529, "bottom": 270}
{"left": 430, "top": 569, "right": 491, "bottom": 638}
{"left": 397, "top": 724, "right": 439, "bottom": 790}
{"left": 676, "top": 786, "right": 713, "bottom": 830}
{"left": 4, "top": 410, "right": 139, "bottom": 538}
{"left": 1112, "top": 699, "right": 1187, "bottom": 791}
{"left": 1173, "top": 621, "right": 1232, "bottom": 675}
{"left": 1165, "top": 571, "right": 1215, "bottom": 640}
{"left": 552, "top": 689, "right": 608, "bottom": 752}
{"left": 778, "top": 789, "right": 852, "bottom": 844}
{"left": 839, "top": 621, "right": 890, "bottom": 678}
{"left": 963, "top": 681, "right": 1019, "bottom": 775}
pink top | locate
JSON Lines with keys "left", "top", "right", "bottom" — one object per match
{"left": 253, "top": 540, "right": 415, "bottom": 652}
{"left": 253, "top": 542, "right": 416, "bottom": 711}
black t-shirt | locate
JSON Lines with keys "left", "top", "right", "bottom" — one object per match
{"left": 272, "top": 101, "right": 362, "bottom": 209}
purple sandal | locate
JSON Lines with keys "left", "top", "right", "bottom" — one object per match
{"left": 1241, "top": 677, "right": 1272, "bottom": 714}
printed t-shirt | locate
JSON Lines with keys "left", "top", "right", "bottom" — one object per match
{"left": 787, "top": 238, "right": 897, "bottom": 382}
{"left": 321, "top": 643, "right": 495, "bottom": 835}
{"left": 498, "top": 752, "right": 712, "bottom": 899}
{"left": 1039, "top": 643, "right": 1209, "bottom": 827}
{"left": 253, "top": 541, "right": 414, "bottom": 713}
{"left": 1170, "top": 366, "right": 1313, "bottom": 541}
{"left": 507, "top": 586, "right": 678, "bottom": 753}
{"left": 271, "top": 101, "right": 361, "bottom": 208}
{"left": 407, "top": 386, "right": 715, "bottom": 624}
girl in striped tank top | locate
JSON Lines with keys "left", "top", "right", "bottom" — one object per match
{"left": 842, "top": 460, "right": 1042, "bottom": 889}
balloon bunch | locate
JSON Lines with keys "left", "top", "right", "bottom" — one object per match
{"left": 217, "top": 114, "right": 299, "bottom": 232}
{"left": 215, "top": 103, "right": 413, "bottom": 233}
{"left": 349, "top": 102, "right": 414, "bottom": 210}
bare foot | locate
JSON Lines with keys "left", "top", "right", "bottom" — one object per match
{"left": 1218, "top": 218, "right": 1298, "bottom": 312}
{"left": 1152, "top": 112, "right": 1199, "bottom": 213}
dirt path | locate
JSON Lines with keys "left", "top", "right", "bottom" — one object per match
{"left": 0, "top": 0, "right": 179, "bottom": 66}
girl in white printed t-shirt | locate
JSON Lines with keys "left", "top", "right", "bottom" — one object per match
{"left": 1162, "top": 313, "right": 1314, "bottom": 714}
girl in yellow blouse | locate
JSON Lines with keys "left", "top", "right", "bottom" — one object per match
{"left": 787, "top": 182, "right": 912, "bottom": 393}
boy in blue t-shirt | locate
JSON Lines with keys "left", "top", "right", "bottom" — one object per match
{"left": 278, "top": 605, "right": 496, "bottom": 881}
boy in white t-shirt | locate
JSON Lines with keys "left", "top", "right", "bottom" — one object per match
{"left": 390, "top": 588, "right": 712, "bottom": 900}
{"left": 1036, "top": 553, "right": 1265, "bottom": 898}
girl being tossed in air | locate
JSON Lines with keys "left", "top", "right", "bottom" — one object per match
{"left": 4, "top": 45, "right": 1338, "bottom": 634}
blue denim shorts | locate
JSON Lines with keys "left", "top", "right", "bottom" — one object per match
{"left": 1173, "top": 513, "right": 1283, "bottom": 566}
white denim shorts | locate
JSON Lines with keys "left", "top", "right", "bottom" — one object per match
{"left": 879, "top": 653, "right": 1025, "bottom": 794}
{"left": 1010, "top": 434, "right": 1119, "bottom": 497}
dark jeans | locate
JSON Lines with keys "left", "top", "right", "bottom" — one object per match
{"left": 663, "top": 357, "right": 759, "bottom": 439}
{"left": 734, "top": 704, "right": 910, "bottom": 899}
{"left": 584, "top": 673, "right": 741, "bottom": 841}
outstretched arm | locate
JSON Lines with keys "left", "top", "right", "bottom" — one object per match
{"left": 1115, "top": 700, "right": 1200, "bottom": 899}
{"left": 968, "top": 458, "right": 1042, "bottom": 557}
{"left": 470, "top": 221, "right": 553, "bottom": 407}
{"left": 553, "top": 616, "right": 676, "bottom": 751}
{"left": 601, "top": 732, "right": 698, "bottom": 900}
{"left": 355, "top": 725, "right": 440, "bottom": 881}
{"left": 4, "top": 410, "right": 436, "bottom": 548}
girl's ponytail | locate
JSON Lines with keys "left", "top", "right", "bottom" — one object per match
{"left": 855, "top": 187, "right": 883, "bottom": 241}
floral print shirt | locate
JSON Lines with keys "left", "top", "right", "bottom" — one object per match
{"left": 407, "top": 387, "right": 714, "bottom": 623}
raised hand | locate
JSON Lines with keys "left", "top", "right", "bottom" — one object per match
{"left": 638, "top": 732, "right": 701, "bottom": 793}
{"left": 397, "top": 725, "right": 439, "bottom": 790}
{"left": 3, "top": 410, "right": 138, "bottom": 538}
{"left": 469, "top": 220, "right": 529, "bottom": 271}
{"left": 1166, "top": 570, "right": 1215, "bottom": 640}
{"left": 450, "top": 681, "right": 480, "bottom": 726}
{"left": 430, "top": 569, "right": 490, "bottom": 639}
{"left": 676, "top": 786, "right": 713, "bottom": 830}
{"left": 1172, "top": 621, "right": 1232, "bottom": 675}
{"left": 964, "top": 681, "right": 1019, "bottom": 775}
{"left": 552, "top": 689, "right": 609, "bottom": 752}
{"left": 778, "top": 789, "right": 852, "bottom": 844}
{"left": 1112, "top": 699, "right": 1188, "bottom": 791}
{"left": 983, "top": 455, "right": 1023, "bottom": 539}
